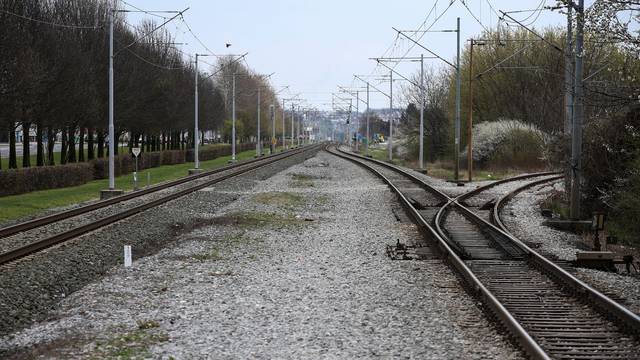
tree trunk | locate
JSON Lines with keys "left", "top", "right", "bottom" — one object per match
{"left": 87, "top": 128, "right": 95, "bottom": 160}
{"left": 97, "top": 130, "right": 104, "bottom": 158}
{"left": 36, "top": 124, "right": 44, "bottom": 166}
{"left": 22, "top": 121, "right": 31, "bottom": 168}
{"left": 78, "top": 127, "right": 85, "bottom": 162}
{"left": 47, "top": 128, "right": 56, "bottom": 165}
{"left": 60, "top": 129, "right": 68, "bottom": 164}
{"left": 128, "top": 134, "right": 134, "bottom": 153}
{"left": 67, "top": 126, "right": 76, "bottom": 163}
{"left": 114, "top": 131, "right": 119, "bottom": 155}
{"left": 9, "top": 126, "right": 17, "bottom": 169}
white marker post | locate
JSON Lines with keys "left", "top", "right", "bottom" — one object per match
{"left": 124, "top": 245, "right": 132, "bottom": 267}
{"left": 132, "top": 147, "right": 141, "bottom": 190}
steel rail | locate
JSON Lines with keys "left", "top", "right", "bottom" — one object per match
{"left": 327, "top": 146, "right": 550, "bottom": 359}
{"left": 331, "top": 145, "right": 640, "bottom": 357}
{"left": 0, "top": 145, "right": 297, "bottom": 239}
{"left": 0, "top": 144, "right": 322, "bottom": 266}
{"left": 490, "top": 174, "right": 640, "bottom": 335}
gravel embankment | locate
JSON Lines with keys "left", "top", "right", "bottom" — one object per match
{"left": 0, "top": 151, "right": 303, "bottom": 254}
{"left": 0, "top": 148, "right": 319, "bottom": 337}
{"left": 500, "top": 181, "right": 640, "bottom": 316}
{"left": 1, "top": 151, "right": 522, "bottom": 359}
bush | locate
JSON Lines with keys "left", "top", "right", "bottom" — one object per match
{"left": 0, "top": 143, "right": 254, "bottom": 197}
{"left": 186, "top": 143, "right": 255, "bottom": 162}
{"left": 160, "top": 150, "right": 185, "bottom": 165}
{"left": 0, "top": 163, "right": 94, "bottom": 197}
{"left": 464, "top": 119, "right": 548, "bottom": 170}
{"left": 91, "top": 153, "right": 134, "bottom": 179}
{"left": 581, "top": 106, "right": 640, "bottom": 242}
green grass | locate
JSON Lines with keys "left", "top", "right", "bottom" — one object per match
{"left": 0, "top": 148, "right": 259, "bottom": 223}
{"left": 358, "top": 145, "right": 407, "bottom": 167}
{"left": 253, "top": 192, "right": 305, "bottom": 207}
{"left": 356, "top": 145, "right": 520, "bottom": 181}
{"left": 425, "top": 166, "right": 521, "bottom": 181}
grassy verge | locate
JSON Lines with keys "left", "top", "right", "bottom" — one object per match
{"left": 0, "top": 148, "right": 261, "bottom": 223}
{"left": 355, "top": 145, "right": 525, "bottom": 181}
{"left": 425, "top": 166, "right": 521, "bottom": 181}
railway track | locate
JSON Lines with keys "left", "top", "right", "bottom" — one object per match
{"left": 0, "top": 144, "right": 321, "bottom": 266}
{"left": 328, "top": 146, "right": 640, "bottom": 360}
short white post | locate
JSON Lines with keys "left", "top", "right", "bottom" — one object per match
{"left": 124, "top": 245, "right": 132, "bottom": 267}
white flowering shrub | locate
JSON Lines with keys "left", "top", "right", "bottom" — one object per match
{"left": 465, "top": 119, "right": 549, "bottom": 169}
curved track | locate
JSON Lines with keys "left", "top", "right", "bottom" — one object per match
{"left": 0, "top": 144, "right": 321, "bottom": 266}
{"left": 328, "top": 146, "right": 640, "bottom": 360}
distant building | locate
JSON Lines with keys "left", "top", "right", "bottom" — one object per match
{"left": 14, "top": 123, "right": 37, "bottom": 143}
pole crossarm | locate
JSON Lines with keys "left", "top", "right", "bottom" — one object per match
{"left": 499, "top": 10, "right": 563, "bottom": 52}
{"left": 393, "top": 27, "right": 456, "bottom": 68}
{"left": 353, "top": 75, "right": 390, "bottom": 99}
{"left": 115, "top": 7, "right": 189, "bottom": 56}
{"left": 204, "top": 53, "right": 249, "bottom": 79}
{"left": 474, "top": 42, "right": 537, "bottom": 80}
{"left": 373, "top": 60, "right": 420, "bottom": 88}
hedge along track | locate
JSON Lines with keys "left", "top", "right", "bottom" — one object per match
{"left": 0, "top": 144, "right": 322, "bottom": 266}
{"left": 328, "top": 146, "right": 640, "bottom": 359}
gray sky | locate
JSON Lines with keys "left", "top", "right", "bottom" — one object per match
{"left": 126, "top": 0, "right": 587, "bottom": 109}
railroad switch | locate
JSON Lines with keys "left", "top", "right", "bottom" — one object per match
{"left": 386, "top": 240, "right": 432, "bottom": 260}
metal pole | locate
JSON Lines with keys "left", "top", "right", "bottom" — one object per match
{"left": 467, "top": 41, "right": 474, "bottom": 182}
{"left": 231, "top": 73, "right": 236, "bottom": 161}
{"left": 454, "top": 17, "right": 461, "bottom": 182}
{"left": 355, "top": 91, "right": 360, "bottom": 152}
{"left": 194, "top": 54, "right": 200, "bottom": 169}
{"left": 366, "top": 82, "right": 370, "bottom": 156}
{"left": 297, "top": 106, "right": 301, "bottom": 147}
{"left": 419, "top": 54, "right": 425, "bottom": 170}
{"left": 388, "top": 70, "right": 393, "bottom": 161}
{"left": 564, "top": 4, "right": 574, "bottom": 196}
{"left": 256, "top": 87, "right": 261, "bottom": 156}
{"left": 282, "top": 99, "right": 286, "bottom": 150}
{"left": 570, "top": 0, "right": 584, "bottom": 219}
{"left": 108, "top": 9, "right": 115, "bottom": 189}
{"left": 271, "top": 104, "right": 275, "bottom": 154}
{"left": 291, "top": 103, "right": 294, "bottom": 148}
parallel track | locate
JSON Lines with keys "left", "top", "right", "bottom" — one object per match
{"left": 0, "top": 144, "right": 321, "bottom": 266}
{"left": 328, "top": 146, "right": 640, "bottom": 360}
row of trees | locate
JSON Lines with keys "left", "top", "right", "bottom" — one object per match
{"left": 395, "top": 1, "right": 640, "bottom": 239}
{"left": 0, "top": 0, "right": 288, "bottom": 170}
{"left": 397, "top": 22, "right": 639, "bottom": 161}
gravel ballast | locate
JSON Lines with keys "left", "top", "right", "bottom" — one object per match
{"left": 1, "top": 151, "right": 522, "bottom": 359}
{"left": 0, "top": 148, "right": 319, "bottom": 337}
{"left": 500, "top": 181, "right": 640, "bottom": 316}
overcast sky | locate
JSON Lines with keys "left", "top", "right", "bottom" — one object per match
{"left": 126, "top": 0, "right": 591, "bottom": 109}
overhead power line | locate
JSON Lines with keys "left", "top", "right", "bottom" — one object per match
{"left": 0, "top": 9, "right": 103, "bottom": 29}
